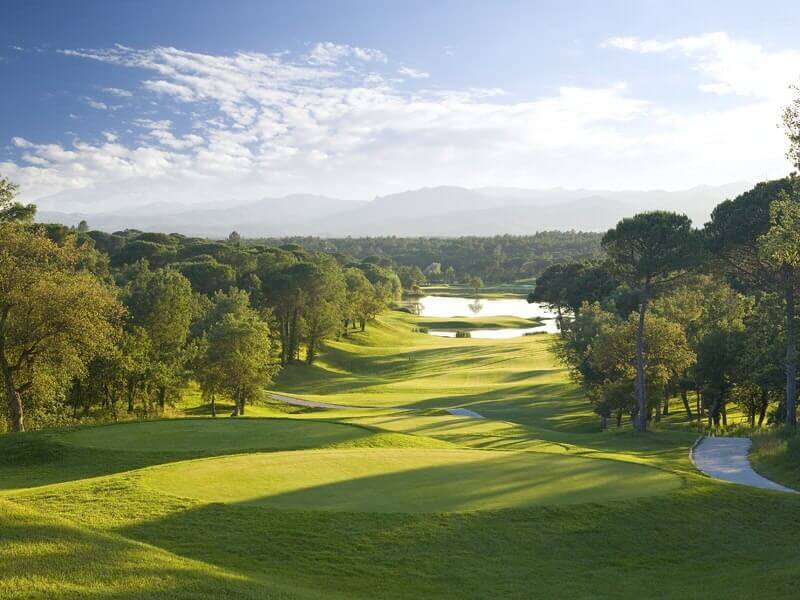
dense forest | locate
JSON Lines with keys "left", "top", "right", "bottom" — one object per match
{"left": 246, "top": 233, "right": 603, "bottom": 284}
{"left": 0, "top": 184, "right": 607, "bottom": 433}
{"left": 533, "top": 176, "right": 800, "bottom": 431}
{"left": 0, "top": 181, "right": 405, "bottom": 432}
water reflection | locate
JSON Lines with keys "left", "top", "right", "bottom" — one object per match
{"left": 468, "top": 299, "right": 483, "bottom": 314}
{"left": 416, "top": 295, "right": 560, "bottom": 337}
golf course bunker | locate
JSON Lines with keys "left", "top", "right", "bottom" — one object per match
{"left": 57, "top": 418, "right": 368, "bottom": 452}
{"left": 142, "top": 448, "right": 681, "bottom": 512}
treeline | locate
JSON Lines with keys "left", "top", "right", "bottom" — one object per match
{"left": 0, "top": 179, "right": 401, "bottom": 432}
{"left": 245, "top": 232, "right": 603, "bottom": 284}
{"left": 534, "top": 176, "right": 800, "bottom": 432}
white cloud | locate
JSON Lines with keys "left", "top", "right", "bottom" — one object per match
{"left": 4, "top": 36, "right": 797, "bottom": 210}
{"left": 82, "top": 97, "right": 110, "bottom": 110}
{"left": 306, "top": 42, "right": 387, "bottom": 65}
{"left": 605, "top": 32, "right": 800, "bottom": 101}
{"left": 398, "top": 66, "right": 430, "bottom": 79}
{"left": 103, "top": 87, "right": 133, "bottom": 97}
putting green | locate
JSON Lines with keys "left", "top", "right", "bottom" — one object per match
{"left": 142, "top": 448, "right": 681, "bottom": 512}
{"left": 56, "top": 418, "right": 368, "bottom": 452}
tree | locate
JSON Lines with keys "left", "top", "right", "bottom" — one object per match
{"left": 124, "top": 264, "right": 195, "bottom": 412}
{"left": 757, "top": 182, "right": 800, "bottom": 426}
{"left": 783, "top": 83, "right": 800, "bottom": 170}
{"left": 424, "top": 262, "right": 442, "bottom": 282}
{"left": 194, "top": 289, "right": 278, "bottom": 416}
{"left": 0, "top": 176, "right": 35, "bottom": 224}
{"left": 468, "top": 276, "right": 484, "bottom": 296}
{"left": 530, "top": 262, "right": 616, "bottom": 334}
{"left": 602, "top": 212, "right": 700, "bottom": 431}
{"left": 590, "top": 312, "right": 695, "bottom": 428}
{"left": 228, "top": 230, "right": 242, "bottom": 245}
{"left": 0, "top": 223, "right": 123, "bottom": 431}
{"left": 344, "top": 268, "right": 375, "bottom": 331}
{"left": 203, "top": 312, "right": 277, "bottom": 416}
{"left": 706, "top": 178, "right": 800, "bottom": 428}
{"left": 651, "top": 276, "right": 748, "bottom": 418}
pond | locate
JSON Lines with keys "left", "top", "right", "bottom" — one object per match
{"left": 415, "top": 295, "right": 560, "bottom": 337}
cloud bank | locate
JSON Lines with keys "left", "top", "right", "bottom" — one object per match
{"left": 2, "top": 33, "right": 798, "bottom": 211}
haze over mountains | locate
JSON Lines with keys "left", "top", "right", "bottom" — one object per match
{"left": 37, "top": 183, "right": 751, "bottom": 237}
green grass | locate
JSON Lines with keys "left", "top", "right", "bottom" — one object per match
{"left": 0, "top": 499, "right": 271, "bottom": 599}
{"left": 2, "top": 310, "right": 800, "bottom": 598}
{"left": 56, "top": 417, "right": 369, "bottom": 452}
{"left": 749, "top": 428, "right": 800, "bottom": 489}
{"left": 141, "top": 448, "right": 680, "bottom": 512}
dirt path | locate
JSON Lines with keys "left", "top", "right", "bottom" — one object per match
{"left": 269, "top": 392, "right": 484, "bottom": 419}
{"left": 690, "top": 437, "right": 796, "bottom": 493}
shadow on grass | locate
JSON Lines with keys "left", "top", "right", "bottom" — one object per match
{"left": 115, "top": 480, "right": 800, "bottom": 600}
{"left": 0, "top": 499, "right": 269, "bottom": 599}
{"left": 0, "top": 417, "right": 373, "bottom": 491}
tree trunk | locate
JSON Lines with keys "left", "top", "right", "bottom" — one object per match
{"left": 662, "top": 396, "right": 669, "bottom": 415}
{"left": 616, "top": 410, "right": 623, "bottom": 428}
{"left": 127, "top": 378, "right": 136, "bottom": 413}
{"left": 2, "top": 363, "right": 23, "bottom": 432}
{"left": 785, "top": 285, "right": 797, "bottom": 428}
{"left": 599, "top": 414, "right": 607, "bottom": 430}
{"left": 158, "top": 386, "right": 167, "bottom": 412}
{"left": 633, "top": 285, "right": 649, "bottom": 432}
{"left": 681, "top": 389, "right": 693, "bottom": 419}
{"left": 210, "top": 394, "right": 216, "bottom": 417}
{"left": 230, "top": 389, "right": 240, "bottom": 417}
{"left": 758, "top": 390, "right": 768, "bottom": 427}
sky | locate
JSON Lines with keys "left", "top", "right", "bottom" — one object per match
{"left": 1, "top": 0, "right": 799, "bottom": 212}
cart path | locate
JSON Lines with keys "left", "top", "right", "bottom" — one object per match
{"left": 690, "top": 437, "right": 796, "bottom": 493}
{"left": 269, "top": 392, "right": 484, "bottom": 419}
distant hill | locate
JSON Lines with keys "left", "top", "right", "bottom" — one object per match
{"left": 38, "top": 182, "right": 751, "bottom": 237}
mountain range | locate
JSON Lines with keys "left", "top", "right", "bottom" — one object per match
{"left": 36, "top": 182, "right": 752, "bottom": 237}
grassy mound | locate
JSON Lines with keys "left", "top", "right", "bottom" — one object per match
{"left": 141, "top": 448, "right": 680, "bottom": 512}
{"left": 56, "top": 418, "right": 369, "bottom": 453}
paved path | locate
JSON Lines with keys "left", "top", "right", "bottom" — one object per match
{"left": 269, "top": 392, "right": 484, "bottom": 419}
{"left": 690, "top": 437, "right": 796, "bottom": 493}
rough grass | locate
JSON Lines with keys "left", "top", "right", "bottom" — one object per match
{"left": 749, "top": 428, "right": 800, "bottom": 489}
{"left": 2, "top": 311, "right": 800, "bottom": 598}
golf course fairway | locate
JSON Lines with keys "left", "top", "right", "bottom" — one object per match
{"left": 142, "top": 448, "right": 681, "bottom": 512}
{"left": 4, "top": 312, "right": 800, "bottom": 599}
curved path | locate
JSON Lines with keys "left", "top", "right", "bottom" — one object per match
{"left": 269, "top": 392, "right": 484, "bottom": 419}
{"left": 690, "top": 437, "right": 796, "bottom": 493}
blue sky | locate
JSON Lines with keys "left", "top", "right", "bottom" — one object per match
{"left": 1, "top": 0, "right": 799, "bottom": 210}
